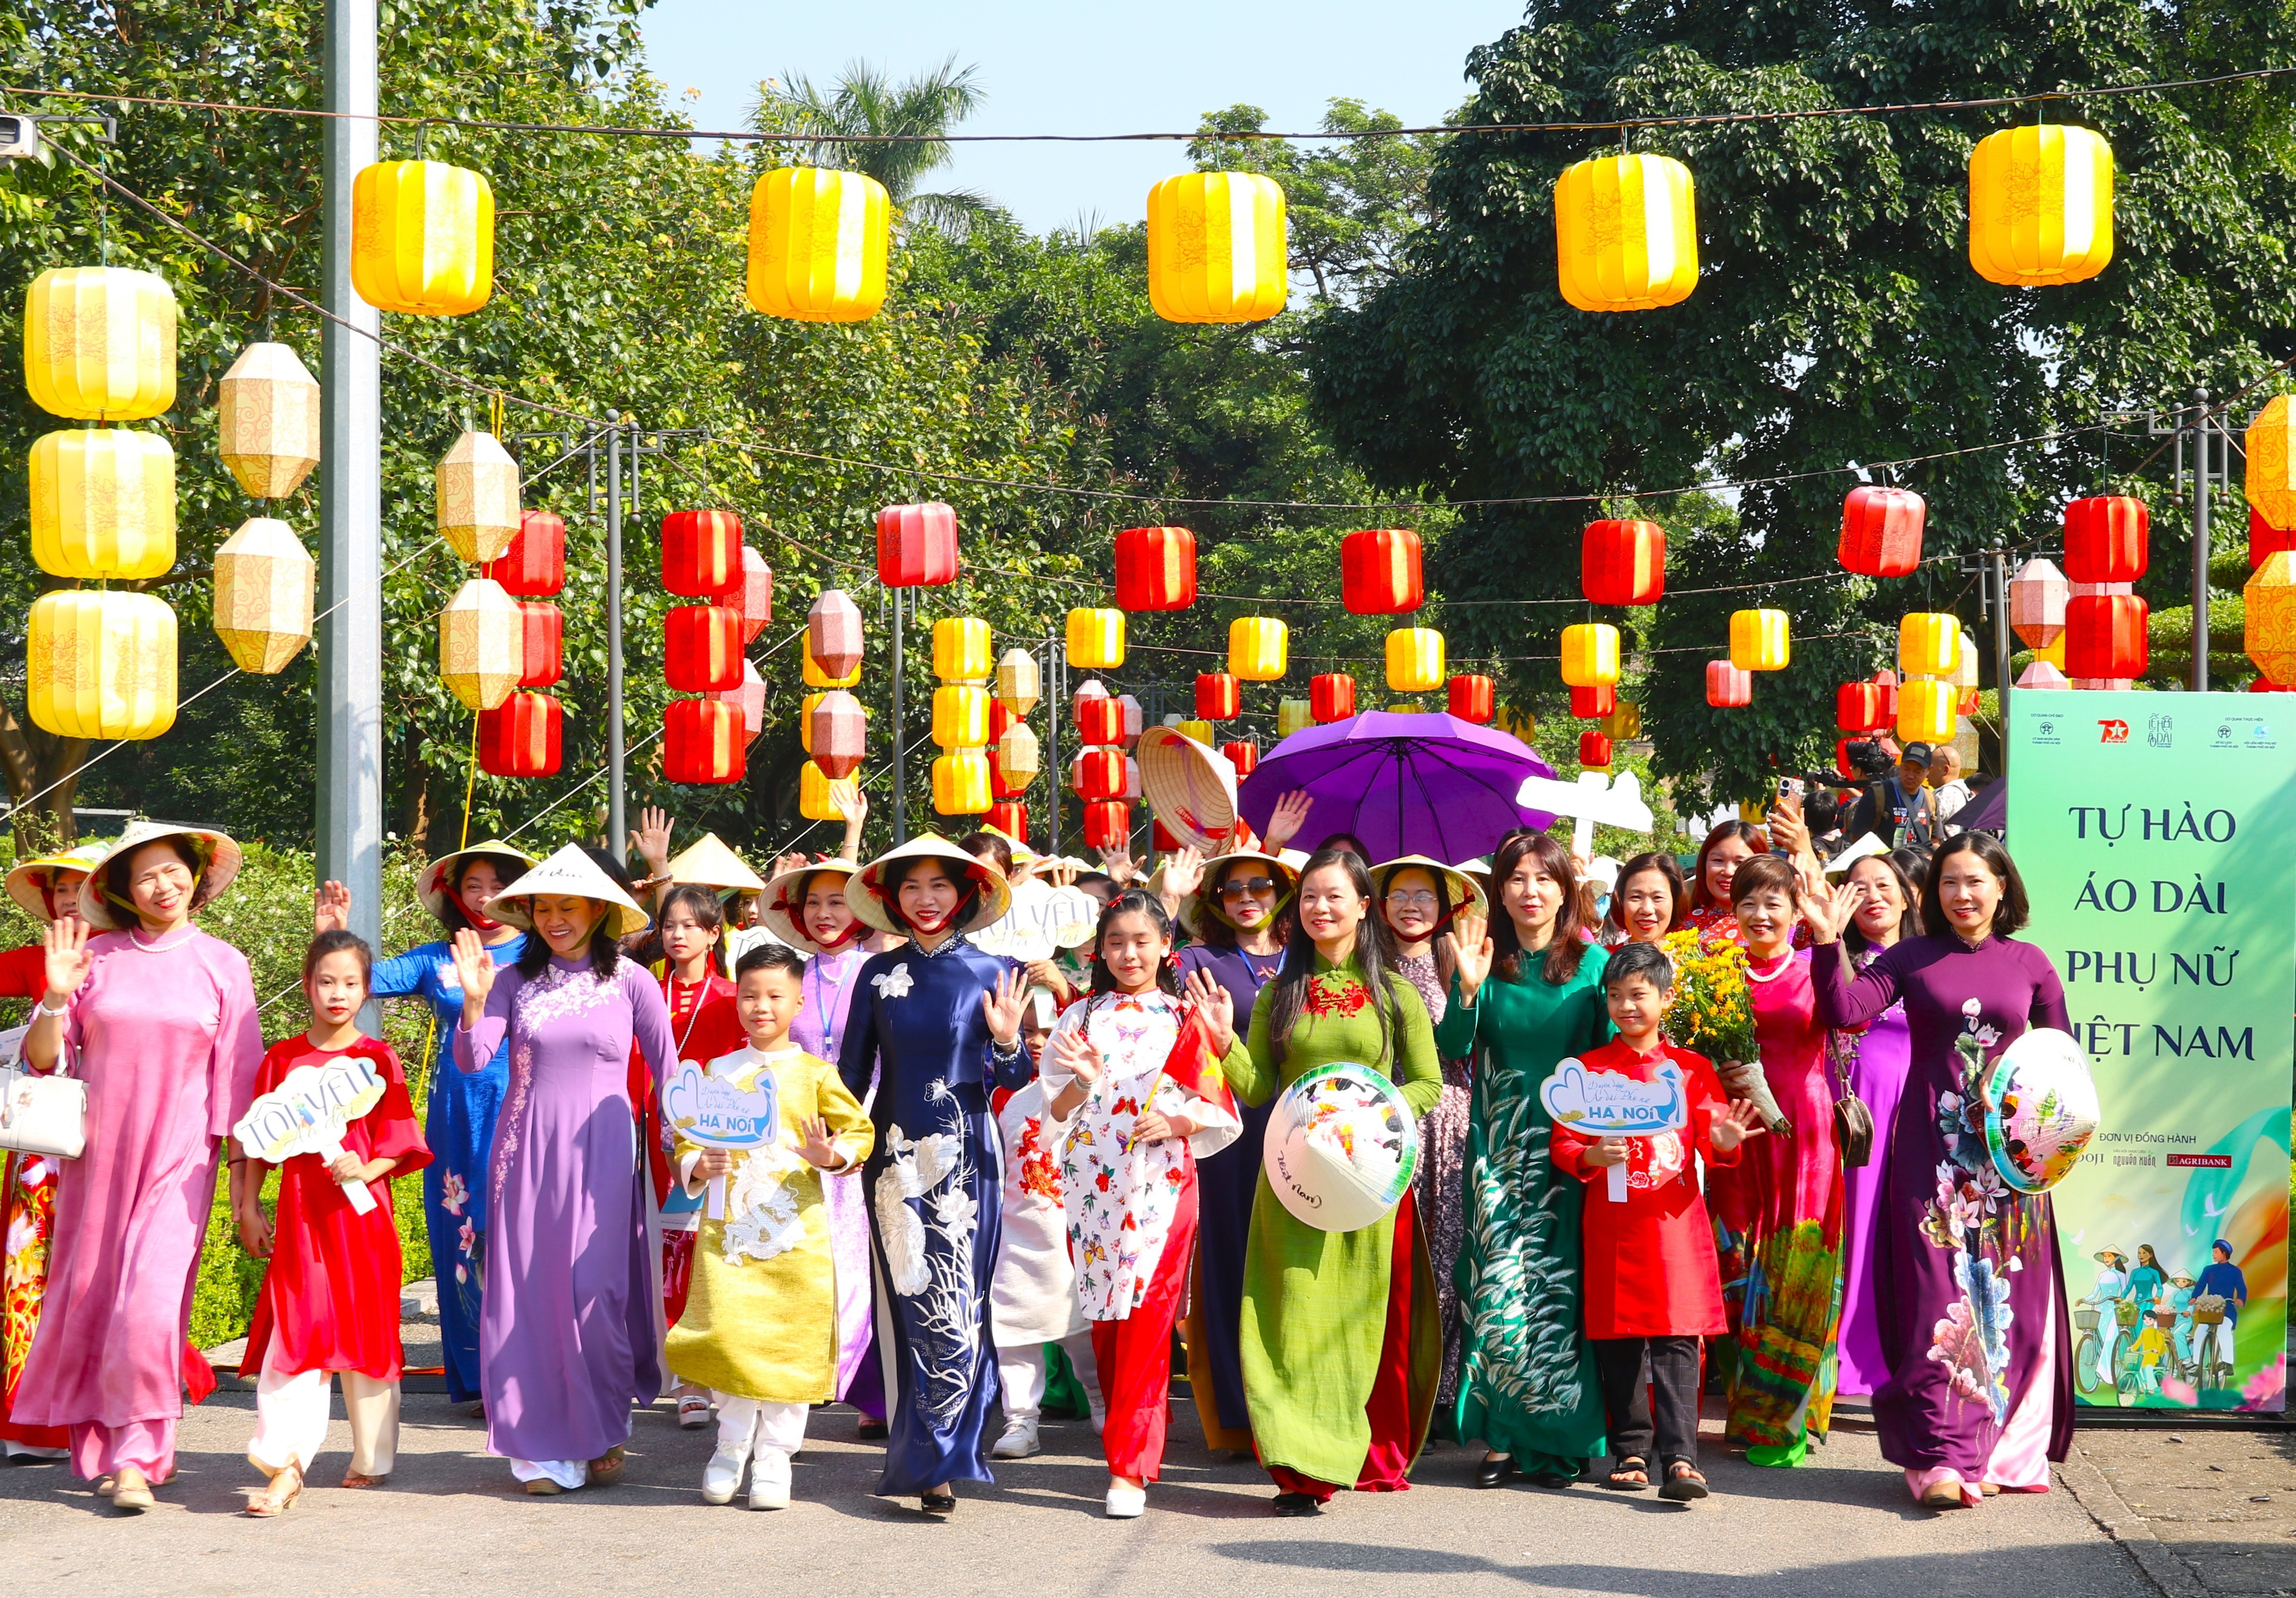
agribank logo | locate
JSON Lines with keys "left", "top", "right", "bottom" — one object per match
{"left": 2098, "top": 719, "right": 2129, "bottom": 744}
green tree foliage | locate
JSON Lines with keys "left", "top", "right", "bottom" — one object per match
{"left": 1310, "top": 0, "right": 2296, "bottom": 803}
{"left": 754, "top": 56, "right": 998, "bottom": 238}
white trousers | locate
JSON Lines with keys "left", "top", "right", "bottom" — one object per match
{"left": 997, "top": 1331, "right": 1102, "bottom": 1422}
{"left": 714, "top": 1395, "right": 809, "bottom": 1465}
{"left": 249, "top": 1341, "right": 399, "bottom": 1478}
{"left": 2202, "top": 1318, "right": 2239, "bottom": 1368}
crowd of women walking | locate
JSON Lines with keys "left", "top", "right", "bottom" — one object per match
{"left": 0, "top": 789, "right": 2073, "bottom": 1520}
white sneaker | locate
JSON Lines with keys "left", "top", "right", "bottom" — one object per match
{"left": 749, "top": 1449, "right": 791, "bottom": 1511}
{"left": 1105, "top": 1483, "right": 1146, "bottom": 1518}
{"left": 701, "top": 1447, "right": 746, "bottom": 1505}
{"left": 990, "top": 1418, "right": 1041, "bottom": 1459}
{"left": 1089, "top": 1404, "right": 1107, "bottom": 1436}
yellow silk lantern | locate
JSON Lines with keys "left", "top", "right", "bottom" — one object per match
{"left": 803, "top": 636, "right": 863, "bottom": 688}
{"left": 798, "top": 690, "right": 825, "bottom": 754}
{"left": 28, "top": 589, "right": 177, "bottom": 740}
{"left": 351, "top": 160, "right": 495, "bottom": 315}
{"left": 1385, "top": 627, "right": 1445, "bottom": 692}
{"left": 1554, "top": 154, "right": 1699, "bottom": 313}
{"left": 746, "top": 167, "right": 891, "bottom": 324}
{"left": 932, "top": 685, "right": 990, "bottom": 749}
{"left": 1897, "top": 613, "right": 1961, "bottom": 678}
{"left": 1146, "top": 170, "right": 1288, "bottom": 325}
{"left": 799, "top": 760, "right": 851, "bottom": 822}
{"left": 1277, "top": 698, "right": 1313, "bottom": 737}
{"left": 25, "top": 266, "right": 178, "bottom": 421}
{"left": 439, "top": 576, "right": 524, "bottom": 711}
{"left": 1229, "top": 617, "right": 1288, "bottom": 681}
{"left": 1177, "top": 719, "right": 1214, "bottom": 745}
{"left": 29, "top": 428, "right": 175, "bottom": 580}
{"left": 1897, "top": 678, "right": 1959, "bottom": 744}
{"left": 932, "top": 751, "right": 991, "bottom": 816}
{"left": 1066, "top": 607, "right": 1126, "bottom": 670}
{"left": 933, "top": 616, "right": 993, "bottom": 683}
{"left": 217, "top": 341, "right": 322, "bottom": 499}
{"left": 1603, "top": 700, "right": 1642, "bottom": 740}
{"left": 1558, "top": 622, "right": 1620, "bottom": 688}
{"left": 995, "top": 647, "right": 1041, "bottom": 715}
{"left": 1497, "top": 705, "right": 1538, "bottom": 744}
{"left": 212, "top": 517, "right": 316, "bottom": 674}
{"left": 2246, "top": 396, "right": 2296, "bottom": 533}
{"left": 436, "top": 431, "right": 520, "bottom": 564}
{"left": 2245, "top": 550, "right": 2296, "bottom": 686}
{"left": 1968, "top": 125, "right": 2114, "bottom": 288}
{"left": 998, "top": 722, "right": 1041, "bottom": 787}
{"left": 1729, "top": 608, "right": 1791, "bottom": 672}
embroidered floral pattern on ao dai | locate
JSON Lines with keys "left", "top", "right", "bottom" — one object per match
{"left": 875, "top": 1098, "right": 982, "bottom": 1423}
{"left": 1059, "top": 994, "right": 1190, "bottom": 1318}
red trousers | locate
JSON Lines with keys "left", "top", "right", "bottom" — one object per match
{"left": 1090, "top": 1182, "right": 1197, "bottom": 1483}
{"left": 662, "top": 1229, "right": 696, "bottom": 1326}
{"left": 1267, "top": 1189, "right": 1419, "bottom": 1502}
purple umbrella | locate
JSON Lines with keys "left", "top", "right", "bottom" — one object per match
{"left": 1237, "top": 711, "right": 1558, "bottom": 864}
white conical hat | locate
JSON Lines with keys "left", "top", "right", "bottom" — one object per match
{"left": 665, "top": 833, "right": 766, "bottom": 894}
{"left": 1176, "top": 848, "right": 1298, "bottom": 938}
{"left": 487, "top": 843, "right": 652, "bottom": 939}
{"left": 416, "top": 839, "right": 539, "bottom": 924}
{"left": 1368, "top": 854, "right": 1489, "bottom": 925}
{"left": 1137, "top": 724, "right": 1239, "bottom": 851}
{"left": 758, "top": 856, "right": 864, "bottom": 956}
{"left": 8, "top": 840, "right": 111, "bottom": 922}
{"left": 849, "top": 834, "right": 1012, "bottom": 938}
{"left": 78, "top": 821, "right": 245, "bottom": 931}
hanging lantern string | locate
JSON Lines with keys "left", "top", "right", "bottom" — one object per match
{"left": 14, "top": 63, "right": 2296, "bottom": 144}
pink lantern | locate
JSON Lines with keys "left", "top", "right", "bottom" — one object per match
{"left": 714, "top": 659, "right": 766, "bottom": 743}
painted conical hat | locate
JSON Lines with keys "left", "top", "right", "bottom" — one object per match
{"left": 665, "top": 833, "right": 766, "bottom": 894}
{"left": 849, "top": 834, "right": 1012, "bottom": 938}
{"left": 78, "top": 821, "right": 244, "bottom": 931}
{"left": 416, "top": 839, "right": 540, "bottom": 924}
{"left": 488, "top": 843, "right": 652, "bottom": 939}
{"left": 1137, "top": 725, "right": 1238, "bottom": 852}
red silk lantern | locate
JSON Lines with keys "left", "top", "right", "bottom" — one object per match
{"left": 988, "top": 746, "right": 1028, "bottom": 799}
{"left": 485, "top": 509, "right": 566, "bottom": 596}
{"left": 478, "top": 690, "right": 562, "bottom": 777}
{"left": 2252, "top": 505, "right": 2296, "bottom": 572}
{"left": 1706, "top": 660, "right": 1752, "bottom": 708}
{"left": 2063, "top": 495, "right": 2149, "bottom": 583}
{"left": 2064, "top": 592, "right": 2149, "bottom": 679}
{"left": 809, "top": 689, "right": 866, "bottom": 779}
{"left": 1083, "top": 800, "right": 1130, "bottom": 851}
{"left": 1581, "top": 519, "right": 1666, "bottom": 605}
{"left": 1873, "top": 669, "right": 1899, "bottom": 724}
{"left": 1447, "top": 673, "right": 1494, "bottom": 723}
{"left": 1311, "top": 673, "right": 1356, "bottom": 723}
{"left": 1196, "top": 672, "right": 1240, "bottom": 720}
{"left": 1838, "top": 486, "right": 1925, "bottom": 578}
{"left": 1152, "top": 819, "right": 1181, "bottom": 853}
{"left": 1222, "top": 739, "right": 1259, "bottom": 776}
{"left": 876, "top": 501, "right": 959, "bottom": 587}
{"left": 987, "top": 801, "right": 1029, "bottom": 839}
{"left": 988, "top": 700, "right": 1015, "bottom": 743}
{"left": 1579, "top": 730, "right": 1613, "bottom": 767}
{"left": 1340, "top": 528, "right": 1424, "bottom": 615}
{"left": 1072, "top": 747, "right": 1126, "bottom": 801}
{"left": 733, "top": 546, "right": 772, "bottom": 644}
{"left": 1835, "top": 680, "right": 1881, "bottom": 733}
{"left": 1075, "top": 695, "right": 1124, "bottom": 747}
{"left": 517, "top": 601, "right": 562, "bottom": 688}
{"left": 664, "top": 604, "right": 743, "bottom": 692}
{"left": 1571, "top": 683, "right": 1617, "bottom": 719}
{"left": 1114, "top": 526, "right": 1197, "bottom": 611}
{"left": 1835, "top": 737, "right": 1860, "bottom": 779}
{"left": 661, "top": 509, "right": 742, "bottom": 597}
{"left": 664, "top": 698, "right": 744, "bottom": 784}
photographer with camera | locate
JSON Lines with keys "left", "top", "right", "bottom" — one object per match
{"left": 1840, "top": 740, "right": 1945, "bottom": 851}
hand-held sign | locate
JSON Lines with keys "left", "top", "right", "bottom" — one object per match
{"left": 664, "top": 1058, "right": 780, "bottom": 1219}
{"left": 1540, "top": 1056, "right": 1689, "bottom": 1203}
{"left": 233, "top": 1055, "right": 390, "bottom": 1214}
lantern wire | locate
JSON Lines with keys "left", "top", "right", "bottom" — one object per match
{"left": 13, "top": 63, "right": 2296, "bottom": 143}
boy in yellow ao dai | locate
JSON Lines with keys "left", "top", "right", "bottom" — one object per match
{"left": 666, "top": 946, "right": 872, "bottom": 1509}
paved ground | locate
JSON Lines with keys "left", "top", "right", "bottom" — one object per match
{"left": 0, "top": 1388, "right": 2169, "bottom": 1598}
{"left": 2064, "top": 1425, "right": 2296, "bottom": 1596}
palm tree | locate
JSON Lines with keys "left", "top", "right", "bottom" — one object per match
{"left": 752, "top": 56, "right": 999, "bottom": 238}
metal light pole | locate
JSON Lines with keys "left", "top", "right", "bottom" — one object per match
{"left": 1040, "top": 634, "right": 1059, "bottom": 857}
{"left": 2190, "top": 387, "right": 2213, "bottom": 694}
{"left": 889, "top": 588, "right": 906, "bottom": 844}
{"left": 605, "top": 414, "right": 626, "bottom": 849}
{"left": 318, "top": 0, "right": 382, "bottom": 950}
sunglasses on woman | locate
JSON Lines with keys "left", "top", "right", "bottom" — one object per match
{"left": 1216, "top": 876, "right": 1279, "bottom": 899}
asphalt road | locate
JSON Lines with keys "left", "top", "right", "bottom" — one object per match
{"left": 0, "top": 1389, "right": 2160, "bottom": 1598}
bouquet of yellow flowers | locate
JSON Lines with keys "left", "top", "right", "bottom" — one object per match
{"left": 1657, "top": 929, "right": 1789, "bottom": 1134}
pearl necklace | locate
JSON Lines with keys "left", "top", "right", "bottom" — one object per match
{"left": 1744, "top": 947, "right": 1796, "bottom": 983}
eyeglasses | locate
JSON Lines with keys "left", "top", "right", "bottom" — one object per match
{"left": 1216, "top": 877, "right": 1278, "bottom": 900}
{"left": 1384, "top": 890, "right": 1442, "bottom": 910}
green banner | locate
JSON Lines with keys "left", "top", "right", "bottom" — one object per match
{"left": 2007, "top": 690, "right": 2296, "bottom": 1413}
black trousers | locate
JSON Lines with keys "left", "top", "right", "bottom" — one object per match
{"left": 1593, "top": 1335, "right": 1702, "bottom": 1469}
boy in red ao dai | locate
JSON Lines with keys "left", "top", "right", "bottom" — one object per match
{"left": 1549, "top": 940, "right": 1764, "bottom": 1502}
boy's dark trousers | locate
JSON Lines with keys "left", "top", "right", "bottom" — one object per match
{"left": 1593, "top": 1334, "right": 1701, "bottom": 1469}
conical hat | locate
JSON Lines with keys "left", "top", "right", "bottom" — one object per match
{"left": 7, "top": 841, "right": 111, "bottom": 922}
{"left": 759, "top": 857, "right": 863, "bottom": 956}
{"left": 488, "top": 843, "right": 652, "bottom": 939}
{"left": 1137, "top": 725, "right": 1238, "bottom": 851}
{"left": 1178, "top": 848, "right": 1299, "bottom": 938}
{"left": 665, "top": 833, "right": 766, "bottom": 894}
{"left": 78, "top": 821, "right": 244, "bottom": 931}
{"left": 1369, "top": 854, "right": 1489, "bottom": 925}
{"left": 849, "top": 834, "right": 1012, "bottom": 939}
{"left": 416, "top": 839, "right": 540, "bottom": 924}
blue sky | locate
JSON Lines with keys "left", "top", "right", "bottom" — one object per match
{"left": 638, "top": 0, "right": 1528, "bottom": 233}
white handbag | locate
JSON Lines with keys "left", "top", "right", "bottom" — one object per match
{"left": 0, "top": 1021, "right": 84, "bottom": 1161}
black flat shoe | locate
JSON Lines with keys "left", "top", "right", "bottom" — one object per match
{"left": 1527, "top": 1470, "right": 1578, "bottom": 1489}
{"left": 1474, "top": 1455, "right": 1515, "bottom": 1488}
{"left": 919, "top": 1491, "right": 956, "bottom": 1515}
{"left": 857, "top": 1420, "right": 889, "bottom": 1441}
{"left": 1271, "top": 1491, "right": 1323, "bottom": 1517}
